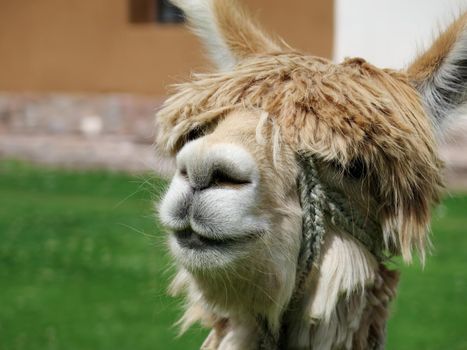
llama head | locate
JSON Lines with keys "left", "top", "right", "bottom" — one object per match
{"left": 156, "top": 0, "right": 465, "bottom": 346}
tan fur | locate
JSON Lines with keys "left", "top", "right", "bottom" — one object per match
{"left": 408, "top": 13, "right": 467, "bottom": 82}
{"left": 212, "top": 0, "right": 282, "bottom": 59}
{"left": 156, "top": 1, "right": 461, "bottom": 348}
{"left": 171, "top": 0, "right": 282, "bottom": 70}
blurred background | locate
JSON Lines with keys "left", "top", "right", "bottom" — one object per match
{"left": 0, "top": 1, "right": 466, "bottom": 349}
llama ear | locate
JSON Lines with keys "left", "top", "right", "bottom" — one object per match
{"left": 171, "top": 0, "right": 282, "bottom": 70}
{"left": 407, "top": 13, "right": 467, "bottom": 136}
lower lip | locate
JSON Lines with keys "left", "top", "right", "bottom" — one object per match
{"left": 174, "top": 230, "right": 245, "bottom": 250}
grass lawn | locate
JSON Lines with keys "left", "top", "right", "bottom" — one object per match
{"left": 0, "top": 160, "right": 466, "bottom": 349}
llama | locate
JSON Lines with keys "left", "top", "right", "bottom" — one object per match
{"left": 156, "top": 1, "right": 465, "bottom": 348}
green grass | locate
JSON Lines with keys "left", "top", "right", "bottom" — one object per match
{"left": 386, "top": 194, "right": 467, "bottom": 350}
{"left": 0, "top": 161, "right": 207, "bottom": 350}
{"left": 0, "top": 160, "right": 466, "bottom": 349}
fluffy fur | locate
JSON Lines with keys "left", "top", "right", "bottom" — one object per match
{"left": 171, "top": 0, "right": 281, "bottom": 70}
{"left": 157, "top": 54, "right": 443, "bottom": 262}
{"left": 156, "top": 1, "right": 466, "bottom": 348}
{"left": 408, "top": 13, "right": 467, "bottom": 132}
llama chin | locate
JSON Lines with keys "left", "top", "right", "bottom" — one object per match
{"left": 156, "top": 0, "right": 466, "bottom": 348}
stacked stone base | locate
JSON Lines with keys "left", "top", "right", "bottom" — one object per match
{"left": 0, "top": 92, "right": 466, "bottom": 187}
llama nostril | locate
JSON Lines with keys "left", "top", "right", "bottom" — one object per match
{"left": 179, "top": 168, "right": 188, "bottom": 179}
{"left": 180, "top": 167, "right": 253, "bottom": 191}
{"left": 210, "top": 168, "right": 251, "bottom": 188}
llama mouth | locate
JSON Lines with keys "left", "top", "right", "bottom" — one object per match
{"left": 174, "top": 229, "right": 253, "bottom": 250}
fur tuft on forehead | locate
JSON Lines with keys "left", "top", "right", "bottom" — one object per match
{"left": 156, "top": 53, "right": 443, "bottom": 262}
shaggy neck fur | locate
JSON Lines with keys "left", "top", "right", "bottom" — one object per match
{"left": 254, "top": 154, "right": 386, "bottom": 349}
{"left": 167, "top": 144, "right": 400, "bottom": 350}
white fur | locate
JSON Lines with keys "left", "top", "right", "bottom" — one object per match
{"left": 309, "top": 294, "right": 368, "bottom": 350}
{"left": 171, "top": 0, "right": 237, "bottom": 70}
{"left": 309, "top": 230, "right": 377, "bottom": 322}
{"left": 160, "top": 133, "right": 304, "bottom": 343}
{"left": 217, "top": 319, "right": 258, "bottom": 350}
{"left": 159, "top": 140, "right": 269, "bottom": 271}
{"left": 285, "top": 230, "right": 377, "bottom": 349}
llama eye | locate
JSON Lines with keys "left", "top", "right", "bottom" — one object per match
{"left": 185, "top": 127, "right": 205, "bottom": 143}
{"left": 328, "top": 158, "right": 367, "bottom": 180}
{"left": 344, "top": 158, "right": 367, "bottom": 179}
{"left": 210, "top": 169, "right": 251, "bottom": 187}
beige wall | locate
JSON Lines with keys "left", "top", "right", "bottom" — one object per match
{"left": 0, "top": 0, "right": 333, "bottom": 95}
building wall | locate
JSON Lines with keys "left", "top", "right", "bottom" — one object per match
{"left": 334, "top": 0, "right": 467, "bottom": 69}
{"left": 0, "top": 0, "right": 333, "bottom": 95}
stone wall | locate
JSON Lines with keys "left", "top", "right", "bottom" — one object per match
{"left": 0, "top": 92, "right": 466, "bottom": 188}
{"left": 0, "top": 93, "right": 161, "bottom": 143}
{"left": 0, "top": 92, "right": 174, "bottom": 175}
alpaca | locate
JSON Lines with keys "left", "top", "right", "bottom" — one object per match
{"left": 156, "top": 1, "right": 466, "bottom": 348}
